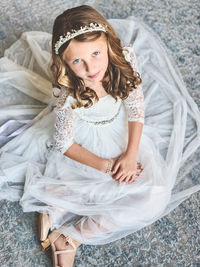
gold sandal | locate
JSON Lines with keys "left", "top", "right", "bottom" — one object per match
{"left": 42, "top": 231, "right": 79, "bottom": 267}
{"left": 38, "top": 213, "right": 51, "bottom": 242}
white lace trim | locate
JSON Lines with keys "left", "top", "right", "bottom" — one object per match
{"left": 53, "top": 108, "right": 78, "bottom": 154}
{"left": 123, "top": 85, "right": 144, "bottom": 124}
{"left": 122, "top": 46, "right": 145, "bottom": 124}
{"left": 53, "top": 88, "right": 77, "bottom": 153}
{"left": 54, "top": 87, "right": 70, "bottom": 109}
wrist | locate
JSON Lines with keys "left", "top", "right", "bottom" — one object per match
{"left": 105, "top": 159, "right": 113, "bottom": 175}
{"left": 125, "top": 149, "right": 138, "bottom": 159}
{"left": 99, "top": 158, "right": 113, "bottom": 174}
{"left": 99, "top": 158, "right": 108, "bottom": 172}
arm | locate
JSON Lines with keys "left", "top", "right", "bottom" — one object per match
{"left": 112, "top": 86, "right": 144, "bottom": 182}
{"left": 112, "top": 46, "right": 145, "bottom": 182}
{"left": 64, "top": 142, "right": 108, "bottom": 172}
{"left": 123, "top": 82, "right": 144, "bottom": 158}
{"left": 126, "top": 121, "right": 143, "bottom": 158}
{"left": 53, "top": 88, "right": 109, "bottom": 173}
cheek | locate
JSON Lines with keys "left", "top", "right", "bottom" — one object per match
{"left": 70, "top": 65, "right": 84, "bottom": 77}
{"left": 101, "top": 54, "right": 109, "bottom": 69}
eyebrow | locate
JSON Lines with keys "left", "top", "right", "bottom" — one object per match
{"left": 63, "top": 56, "right": 74, "bottom": 64}
{"left": 64, "top": 53, "right": 80, "bottom": 62}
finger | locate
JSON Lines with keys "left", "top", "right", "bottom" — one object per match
{"left": 137, "top": 165, "right": 141, "bottom": 170}
{"left": 135, "top": 172, "right": 140, "bottom": 177}
{"left": 114, "top": 171, "right": 124, "bottom": 181}
{"left": 124, "top": 175, "right": 133, "bottom": 183}
{"left": 137, "top": 164, "right": 142, "bottom": 170}
{"left": 137, "top": 163, "right": 143, "bottom": 170}
{"left": 119, "top": 174, "right": 128, "bottom": 183}
{"left": 138, "top": 168, "right": 143, "bottom": 174}
{"left": 127, "top": 175, "right": 136, "bottom": 184}
{"left": 127, "top": 179, "right": 134, "bottom": 184}
{"left": 112, "top": 161, "right": 121, "bottom": 175}
{"left": 136, "top": 166, "right": 143, "bottom": 173}
{"left": 112, "top": 166, "right": 124, "bottom": 180}
{"left": 112, "top": 169, "right": 121, "bottom": 180}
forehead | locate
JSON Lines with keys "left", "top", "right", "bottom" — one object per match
{"left": 63, "top": 34, "right": 107, "bottom": 61}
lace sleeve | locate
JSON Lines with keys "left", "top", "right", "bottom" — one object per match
{"left": 53, "top": 88, "right": 78, "bottom": 154}
{"left": 122, "top": 46, "right": 145, "bottom": 124}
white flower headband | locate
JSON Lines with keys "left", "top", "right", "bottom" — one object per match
{"left": 54, "top": 22, "right": 107, "bottom": 54}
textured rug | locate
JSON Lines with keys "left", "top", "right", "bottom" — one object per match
{"left": 0, "top": 0, "right": 199, "bottom": 266}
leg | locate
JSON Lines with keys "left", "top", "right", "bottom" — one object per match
{"left": 53, "top": 215, "right": 115, "bottom": 267}
{"left": 53, "top": 234, "right": 81, "bottom": 267}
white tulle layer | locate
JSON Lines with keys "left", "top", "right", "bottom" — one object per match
{"left": 0, "top": 17, "right": 200, "bottom": 245}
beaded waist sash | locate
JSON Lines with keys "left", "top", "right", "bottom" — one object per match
{"left": 81, "top": 104, "right": 122, "bottom": 125}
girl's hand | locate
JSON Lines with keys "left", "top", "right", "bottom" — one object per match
{"left": 111, "top": 153, "right": 143, "bottom": 184}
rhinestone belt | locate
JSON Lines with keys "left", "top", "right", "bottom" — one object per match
{"left": 82, "top": 104, "right": 121, "bottom": 125}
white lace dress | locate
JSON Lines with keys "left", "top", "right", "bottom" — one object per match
{"left": 0, "top": 18, "right": 199, "bottom": 245}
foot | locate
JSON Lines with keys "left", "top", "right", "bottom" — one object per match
{"left": 54, "top": 235, "right": 81, "bottom": 267}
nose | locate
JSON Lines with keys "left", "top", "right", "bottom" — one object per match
{"left": 84, "top": 60, "right": 94, "bottom": 73}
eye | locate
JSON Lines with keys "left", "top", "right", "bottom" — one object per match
{"left": 73, "top": 58, "right": 81, "bottom": 64}
{"left": 93, "top": 51, "right": 100, "bottom": 56}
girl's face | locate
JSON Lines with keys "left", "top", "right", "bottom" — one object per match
{"left": 63, "top": 34, "right": 108, "bottom": 89}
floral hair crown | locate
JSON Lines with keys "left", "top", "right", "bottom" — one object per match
{"left": 54, "top": 22, "right": 107, "bottom": 54}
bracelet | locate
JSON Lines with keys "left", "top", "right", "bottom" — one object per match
{"left": 105, "top": 159, "right": 113, "bottom": 175}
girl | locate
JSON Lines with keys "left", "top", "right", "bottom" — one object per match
{"left": 38, "top": 5, "right": 147, "bottom": 266}
{"left": 0, "top": 4, "right": 200, "bottom": 267}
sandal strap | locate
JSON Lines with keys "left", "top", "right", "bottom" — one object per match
{"left": 54, "top": 236, "right": 77, "bottom": 255}
{"left": 55, "top": 249, "right": 75, "bottom": 255}
{"left": 65, "top": 236, "right": 77, "bottom": 250}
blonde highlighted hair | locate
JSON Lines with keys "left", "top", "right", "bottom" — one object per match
{"left": 51, "top": 5, "right": 142, "bottom": 109}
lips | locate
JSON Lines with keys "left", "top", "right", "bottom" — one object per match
{"left": 88, "top": 71, "right": 100, "bottom": 79}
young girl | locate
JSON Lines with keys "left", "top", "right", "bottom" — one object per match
{"left": 37, "top": 5, "right": 148, "bottom": 266}
{"left": 0, "top": 4, "right": 200, "bottom": 267}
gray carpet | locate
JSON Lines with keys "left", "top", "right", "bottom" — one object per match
{"left": 0, "top": 0, "right": 200, "bottom": 266}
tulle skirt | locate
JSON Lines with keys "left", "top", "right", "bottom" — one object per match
{"left": 0, "top": 17, "right": 200, "bottom": 245}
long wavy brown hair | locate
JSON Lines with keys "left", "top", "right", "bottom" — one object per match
{"left": 51, "top": 5, "right": 142, "bottom": 109}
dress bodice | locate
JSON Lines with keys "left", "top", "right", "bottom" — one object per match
{"left": 62, "top": 94, "right": 122, "bottom": 123}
